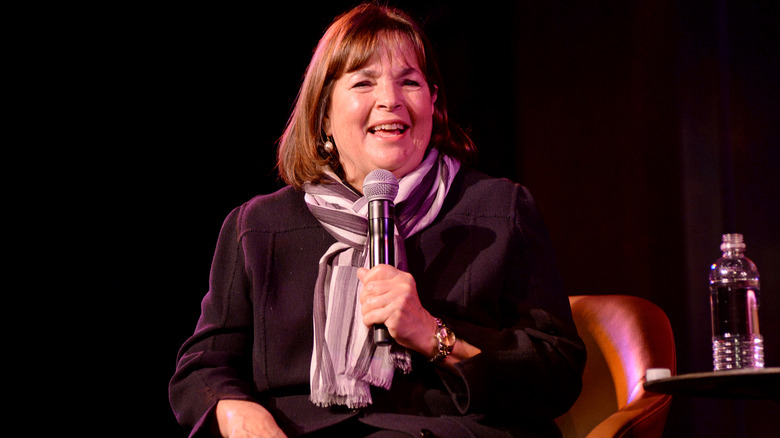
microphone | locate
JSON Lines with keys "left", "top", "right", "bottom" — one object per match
{"left": 363, "top": 169, "right": 399, "bottom": 346}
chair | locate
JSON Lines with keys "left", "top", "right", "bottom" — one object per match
{"left": 555, "top": 295, "right": 676, "bottom": 438}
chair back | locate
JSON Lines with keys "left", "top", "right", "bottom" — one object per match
{"left": 555, "top": 295, "right": 676, "bottom": 438}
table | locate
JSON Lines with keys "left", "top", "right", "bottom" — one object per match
{"left": 643, "top": 367, "right": 780, "bottom": 401}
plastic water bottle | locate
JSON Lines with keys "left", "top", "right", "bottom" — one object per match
{"left": 709, "top": 233, "right": 764, "bottom": 370}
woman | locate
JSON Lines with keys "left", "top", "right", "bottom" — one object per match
{"left": 170, "top": 3, "right": 585, "bottom": 437}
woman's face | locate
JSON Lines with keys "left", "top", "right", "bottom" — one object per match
{"left": 324, "top": 37, "right": 437, "bottom": 192}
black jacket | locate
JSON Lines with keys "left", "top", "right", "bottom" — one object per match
{"left": 169, "top": 167, "right": 586, "bottom": 437}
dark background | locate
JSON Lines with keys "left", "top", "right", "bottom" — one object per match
{"left": 77, "top": 0, "right": 778, "bottom": 436}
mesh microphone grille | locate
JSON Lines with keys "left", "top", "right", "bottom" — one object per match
{"left": 363, "top": 169, "right": 399, "bottom": 202}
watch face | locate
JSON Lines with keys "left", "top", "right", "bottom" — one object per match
{"left": 445, "top": 331, "right": 456, "bottom": 347}
{"left": 438, "top": 327, "right": 456, "bottom": 347}
{"left": 431, "top": 319, "right": 456, "bottom": 362}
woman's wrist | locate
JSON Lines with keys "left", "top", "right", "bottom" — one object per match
{"left": 427, "top": 317, "right": 481, "bottom": 368}
{"left": 429, "top": 317, "right": 456, "bottom": 363}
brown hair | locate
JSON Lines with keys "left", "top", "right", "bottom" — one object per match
{"left": 277, "top": 2, "right": 476, "bottom": 189}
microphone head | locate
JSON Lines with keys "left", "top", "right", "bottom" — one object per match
{"left": 363, "top": 169, "right": 399, "bottom": 202}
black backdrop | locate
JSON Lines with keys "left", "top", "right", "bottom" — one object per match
{"left": 81, "top": 1, "right": 779, "bottom": 436}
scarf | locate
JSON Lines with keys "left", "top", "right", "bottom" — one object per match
{"left": 303, "top": 149, "right": 460, "bottom": 408}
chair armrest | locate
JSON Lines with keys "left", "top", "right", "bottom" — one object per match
{"left": 586, "top": 393, "right": 672, "bottom": 438}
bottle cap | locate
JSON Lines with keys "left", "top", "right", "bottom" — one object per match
{"left": 721, "top": 233, "right": 746, "bottom": 251}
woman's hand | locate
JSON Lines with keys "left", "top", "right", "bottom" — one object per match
{"left": 357, "top": 265, "right": 438, "bottom": 356}
{"left": 215, "top": 399, "right": 287, "bottom": 438}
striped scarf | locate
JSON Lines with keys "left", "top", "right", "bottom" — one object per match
{"left": 303, "top": 149, "right": 460, "bottom": 408}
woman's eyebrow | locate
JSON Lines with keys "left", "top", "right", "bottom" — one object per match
{"left": 396, "top": 67, "right": 419, "bottom": 78}
{"left": 351, "top": 67, "right": 379, "bottom": 78}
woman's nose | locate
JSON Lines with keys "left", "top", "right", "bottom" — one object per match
{"left": 376, "top": 82, "right": 403, "bottom": 111}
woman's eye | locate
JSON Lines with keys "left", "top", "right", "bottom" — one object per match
{"left": 403, "top": 79, "right": 420, "bottom": 87}
{"left": 353, "top": 81, "right": 372, "bottom": 88}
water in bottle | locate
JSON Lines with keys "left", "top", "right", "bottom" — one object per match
{"left": 709, "top": 233, "right": 764, "bottom": 370}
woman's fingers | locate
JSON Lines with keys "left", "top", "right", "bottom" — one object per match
{"left": 357, "top": 264, "right": 436, "bottom": 353}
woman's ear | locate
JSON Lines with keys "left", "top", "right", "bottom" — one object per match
{"left": 323, "top": 114, "right": 332, "bottom": 136}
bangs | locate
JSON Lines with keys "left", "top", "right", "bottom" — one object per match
{"left": 332, "top": 29, "right": 428, "bottom": 82}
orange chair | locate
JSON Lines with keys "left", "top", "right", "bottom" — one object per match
{"left": 555, "top": 295, "right": 676, "bottom": 438}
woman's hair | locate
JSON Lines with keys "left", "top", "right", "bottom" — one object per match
{"left": 277, "top": 2, "right": 476, "bottom": 189}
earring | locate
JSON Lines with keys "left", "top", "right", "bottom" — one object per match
{"left": 323, "top": 139, "right": 334, "bottom": 152}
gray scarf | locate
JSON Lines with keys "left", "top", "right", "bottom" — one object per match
{"left": 303, "top": 150, "right": 460, "bottom": 408}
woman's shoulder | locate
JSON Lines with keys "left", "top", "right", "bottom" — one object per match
{"left": 458, "top": 166, "right": 523, "bottom": 189}
{"left": 228, "top": 186, "right": 321, "bottom": 233}
{"left": 243, "top": 185, "right": 303, "bottom": 209}
{"left": 450, "top": 166, "right": 535, "bottom": 215}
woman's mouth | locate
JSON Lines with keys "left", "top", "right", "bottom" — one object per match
{"left": 368, "top": 123, "right": 408, "bottom": 137}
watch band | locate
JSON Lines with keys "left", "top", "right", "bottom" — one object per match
{"left": 430, "top": 317, "right": 456, "bottom": 363}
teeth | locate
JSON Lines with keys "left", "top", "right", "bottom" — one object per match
{"left": 371, "top": 123, "right": 406, "bottom": 132}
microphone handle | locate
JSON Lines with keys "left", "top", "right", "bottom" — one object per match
{"left": 368, "top": 200, "right": 394, "bottom": 346}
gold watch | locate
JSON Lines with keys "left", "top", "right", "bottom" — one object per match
{"left": 431, "top": 317, "right": 456, "bottom": 362}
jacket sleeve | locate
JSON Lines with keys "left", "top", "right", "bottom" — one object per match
{"left": 168, "top": 205, "right": 259, "bottom": 434}
{"left": 437, "top": 184, "right": 586, "bottom": 422}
